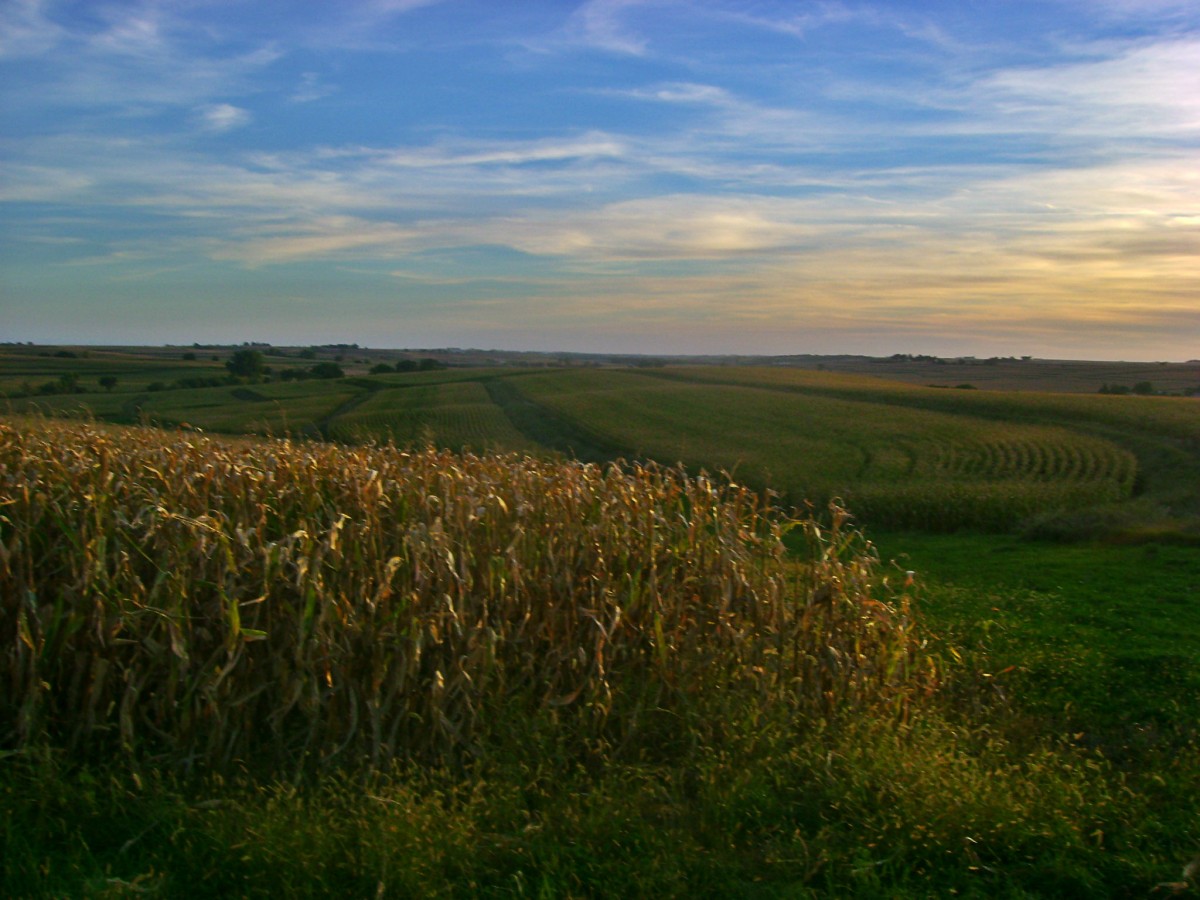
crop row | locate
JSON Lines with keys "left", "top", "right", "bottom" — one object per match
{"left": 514, "top": 370, "right": 1138, "bottom": 531}
{"left": 841, "top": 480, "right": 1131, "bottom": 533}
{"left": 325, "top": 382, "right": 534, "bottom": 453}
{"left": 663, "top": 366, "right": 1200, "bottom": 444}
{"left": 920, "top": 434, "right": 1137, "bottom": 488}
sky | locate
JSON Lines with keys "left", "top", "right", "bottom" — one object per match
{"left": 1, "top": 0, "right": 1197, "bottom": 360}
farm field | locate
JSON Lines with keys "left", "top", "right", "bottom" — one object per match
{"left": 6, "top": 346, "right": 1195, "bottom": 535}
{"left": 3, "top": 348, "right": 1200, "bottom": 895}
{"left": 326, "top": 380, "right": 539, "bottom": 453}
{"left": 516, "top": 368, "right": 1143, "bottom": 531}
{"left": 798, "top": 354, "right": 1200, "bottom": 395}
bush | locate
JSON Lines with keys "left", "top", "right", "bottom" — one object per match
{"left": 309, "top": 361, "right": 344, "bottom": 379}
{"left": 226, "top": 349, "right": 265, "bottom": 378}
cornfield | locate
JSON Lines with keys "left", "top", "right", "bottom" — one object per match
{"left": 1, "top": 419, "right": 928, "bottom": 774}
{"left": 326, "top": 381, "right": 535, "bottom": 453}
{"left": 517, "top": 370, "right": 1140, "bottom": 531}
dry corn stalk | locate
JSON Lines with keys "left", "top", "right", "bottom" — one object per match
{"left": 1, "top": 420, "right": 930, "bottom": 772}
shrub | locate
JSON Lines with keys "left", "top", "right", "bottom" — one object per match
{"left": 309, "top": 361, "right": 344, "bottom": 379}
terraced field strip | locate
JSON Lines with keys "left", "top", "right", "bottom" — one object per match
{"left": 0, "top": 349, "right": 228, "bottom": 396}
{"left": 654, "top": 366, "right": 1200, "bottom": 443}
{"left": 482, "top": 375, "right": 629, "bottom": 463}
{"left": 364, "top": 366, "right": 542, "bottom": 387}
{"left": 135, "top": 380, "right": 365, "bottom": 436}
{"left": 516, "top": 369, "right": 1137, "bottom": 530}
{"left": 6, "top": 391, "right": 133, "bottom": 421}
{"left": 326, "top": 380, "right": 538, "bottom": 453}
{"left": 6, "top": 377, "right": 369, "bottom": 436}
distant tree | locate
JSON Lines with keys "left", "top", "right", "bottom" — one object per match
{"left": 226, "top": 349, "right": 265, "bottom": 378}
{"left": 299, "top": 348, "right": 317, "bottom": 360}
{"left": 309, "top": 361, "right": 345, "bottom": 379}
{"left": 182, "top": 352, "right": 197, "bottom": 361}
{"left": 1133, "top": 381, "right": 1155, "bottom": 395}
{"left": 369, "top": 363, "right": 394, "bottom": 375}
{"left": 99, "top": 375, "right": 118, "bottom": 392}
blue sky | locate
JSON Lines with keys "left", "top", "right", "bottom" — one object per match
{"left": 1, "top": 0, "right": 1197, "bottom": 359}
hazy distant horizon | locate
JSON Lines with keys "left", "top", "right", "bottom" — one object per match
{"left": 9, "top": 340, "right": 1198, "bottom": 367}
{"left": 2, "top": 1, "right": 1197, "bottom": 360}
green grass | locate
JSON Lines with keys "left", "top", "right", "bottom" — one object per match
{"left": 872, "top": 531, "right": 1200, "bottom": 751}
{"left": 5, "top": 708, "right": 1195, "bottom": 897}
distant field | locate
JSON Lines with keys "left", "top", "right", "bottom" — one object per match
{"left": 514, "top": 368, "right": 1140, "bottom": 531}
{"left": 786, "top": 354, "right": 1200, "bottom": 394}
{"left": 659, "top": 365, "right": 1200, "bottom": 442}
{"left": 326, "top": 380, "right": 538, "bottom": 453}
{"left": 4, "top": 345, "right": 1197, "bottom": 533}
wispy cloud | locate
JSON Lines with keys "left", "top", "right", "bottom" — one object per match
{"left": 210, "top": 216, "right": 419, "bottom": 265}
{"left": 564, "top": 0, "right": 653, "bottom": 55}
{"left": 0, "top": 0, "right": 65, "bottom": 58}
{"left": 619, "top": 81, "right": 733, "bottom": 105}
{"left": 291, "top": 71, "right": 335, "bottom": 104}
{"left": 196, "top": 103, "right": 252, "bottom": 132}
{"left": 979, "top": 38, "right": 1200, "bottom": 139}
{"left": 377, "top": 133, "right": 627, "bottom": 168}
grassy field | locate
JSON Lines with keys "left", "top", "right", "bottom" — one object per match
{"left": 3, "top": 348, "right": 1199, "bottom": 895}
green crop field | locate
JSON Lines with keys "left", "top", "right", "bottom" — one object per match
{"left": 326, "top": 380, "right": 539, "bottom": 453}
{"left": 660, "top": 364, "right": 1200, "bottom": 443}
{"left": 4, "top": 348, "right": 1196, "bottom": 535}
{"left": 3, "top": 347, "right": 1199, "bottom": 896}
{"left": 513, "top": 368, "right": 1143, "bottom": 531}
